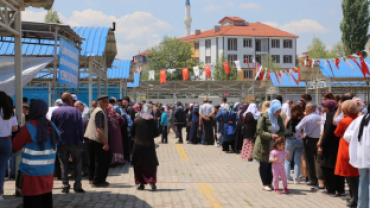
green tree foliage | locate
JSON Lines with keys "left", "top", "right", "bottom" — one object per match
{"left": 146, "top": 36, "right": 193, "bottom": 81}
{"left": 307, "top": 37, "right": 351, "bottom": 59}
{"left": 45, "top": 9, "right": 61, "bottom": 24}
{"left": 340, "top": 0, "right": 370, "bottom": 54}
{"left": 262, "top": 54, "right": 281, "bottom": 72}
{"left": 212, "top": 52, "right": 237, "bottom": 81}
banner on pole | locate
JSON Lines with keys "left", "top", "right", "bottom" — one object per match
{"left": 204, "top": 65, "right": 211, "bottom": 78}
{"left": 58, "top": 37, "right": 80, "bottom": 88}
{"left": 182, "top": 68, "right": 189, "bottom": 81}
{"left": 160, "top": 70, "right": 166, "bottom": 84}
{"left": 223, "top": 62, "right": 230, "bottom": 74}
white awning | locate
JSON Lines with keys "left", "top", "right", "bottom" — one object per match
{"left": 0, "top": 56, "right": 54, "bottom": 96}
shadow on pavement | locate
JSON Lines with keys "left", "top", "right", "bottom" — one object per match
{"left": 1, "top": 192, "right": 153, "bottom": 208}
{"left": 149, "top": 189, "right": 185, "bottom": 192}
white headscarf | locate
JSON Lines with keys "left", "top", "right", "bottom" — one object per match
{"left": 223, "top": 104, "right": 230, "bottom": 111}
{"left": 140, "top": 104, "right": 154, "bottom": 120}
{"left": 243, "top": 103, "right": 261, "bottom": 120}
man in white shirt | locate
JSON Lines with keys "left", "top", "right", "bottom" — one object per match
{"left": 199, "top": 99, "right": 214, "bottom": 145}
{"left": 282, "top": 100, "right": 293, "bottom": 117}
{"left": 46, "top": 99, "right": 63, "bottom": 121}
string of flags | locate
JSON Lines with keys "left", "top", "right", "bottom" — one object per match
{"left": 148, "top": 50, "right": 370, "bottom": 85}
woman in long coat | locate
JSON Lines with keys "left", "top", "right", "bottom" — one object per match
{"left": 241, "top": 103, "right": 259, "bottom": 161}
{"left": 188, "top": 104, "right": 200, "bottom": 144}
{"left": 318, "top": 100, "right": 344, "bottom": 196}
{"left": 131, "top": 104, "right": 160, "bottom": 191}
{"left": 216, "top": 104, "right": 237, "bottom": 152}
{"left": 253, "top": 100, "right": 285, "bottom": 191}
{"left": 107, "top": 104, "right": 125, "bottom": 165}
{"left": 234, "top": 102, "right": 244, "bottom": 153}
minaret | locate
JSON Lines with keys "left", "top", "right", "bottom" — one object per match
{"left": 184, "top": 0, "right": 192, "bottom": 36}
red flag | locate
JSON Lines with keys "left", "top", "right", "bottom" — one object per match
{"left": 204, "top": 65, "right": 211, "bottom": 78}
{"left": 267, "top": 69, "right": 271, "bottom": 80}
{"left": 347, "top": 56, "right": 362, "bottom": 69}
{"left": 182, "top": 68, "right": 189, "bottom": 81}
{"left": 357, "top": 52, "right": 370, "bottom": 78}
{"left": 315, "top": 60, "right": 321, "bottom": 64}
{"left": 302, "top": 62, "right": 305, "bottom": 67}
{"left": 160, "top": 70, "right": 166, "bottom": 84}
{"left": 292, "top": 67, "right": 301, "bottom": 81}
{"left": 245, "top": 58, "right": 251, "bottom": 69}
{"left": 327, "top": 60, "right": 335, "bottom": 77}
{"left": 258, "top": 69, "right": 265, "bottom": 81}
{"left": 291, "top": 73, "right": 299, "bottom": 85}
{"left": 223, "top": 62, "right": 230, "bottom": 74}
{"left": 335, "top": 58, "right": 340, "bottom": 69}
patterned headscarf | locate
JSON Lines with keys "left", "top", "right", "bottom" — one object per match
{"left": 239, "top": 103, "right": 250, "bottom": 118}
{"left": 107, "top": 104, "right": 122, "bottom": 128}
{"left": 140, "top": 104, "right": 154, "bottom": 120}
{"left": 133, "top": 104, "right": 141, "bottom": 113}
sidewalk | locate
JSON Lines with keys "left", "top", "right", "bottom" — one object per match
{"left": 1, "top": 132, "right": 347, "bottom": 208}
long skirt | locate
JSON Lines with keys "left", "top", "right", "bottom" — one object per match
{"left": 241, "top": 139, "right": 254, "bottom": 160}
{"left": 109, "top": 126, "right": 125, "bottom": 165}
{"left": 134, "top": 165, "right": 157, "bottom": 184}
{"left": 189, "top": 121, "right": 200, "bottom": 144}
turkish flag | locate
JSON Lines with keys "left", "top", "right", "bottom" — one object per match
{"left": 327, "top": 60, "right": 335, "bottom": 77}
{"left": 292, "top": 67, "right": 301, "bottom": 81}
{"left": 223, "top": 62, "right": 230, "bottom": 74}
{"left": 335, "top": 58, "right": 340, "bottom": 69}
{"left": 182, "top": 68, "right": 189, "bottom": 81}
{"left": 245, "top": 58, "right": 251, "bottom": 68}
{"left": 357, "top": 52, "right": 370, "bottom": 78}
{"left": 204, "top": 65, "right": 211, "bottom": 78}
{"left": 160, "top": 70, "right": 166, "bottom": 84}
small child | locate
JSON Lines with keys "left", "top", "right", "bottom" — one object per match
{"left": 269, "top": 137, "right": 290, "bottom": 194}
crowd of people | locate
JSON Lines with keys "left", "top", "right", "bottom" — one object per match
{"left": 1, "top": 90, "right": 370, "bottom": 208}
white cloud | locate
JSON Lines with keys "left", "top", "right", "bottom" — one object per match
{"left": 205, "top": 2, "right": 234, "bottom": 12}
{"left": 263, "top": 19, "right": 330, "bottom": 34}
{"left": 329, "top": 9, "right": 337, "bottom": 14}
{"left": 22, "top": 9, "right": 172, "bottom": 59}
{"left": 239, "top": 3, "right": 264, "bottom": 12}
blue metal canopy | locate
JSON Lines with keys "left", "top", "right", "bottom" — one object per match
{"left": 270, "top": 72, "right": 305, "bottom": 88}
{"left": 107, "top": 60, "right": 131, "bottom": 79}
{"left": 316, "top": 58, "right": 370, "bottom": 79}
{"left": 73, "top": 27, "right": 110, "bottom": 57}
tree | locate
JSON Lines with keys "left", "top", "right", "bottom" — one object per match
{"left": 212, "top": 52, "right": 237, "bottom": 81}
{"left": 146, "top": 36, "right": 193, "bottom": 81}
{"left": 329, "top": 42, "right": 351, "bottom": 57}
{"left": 262, "top": 54, "right": 281, "bottom": 71}
{"left": 307, "top": 37, "right": 331, "bottom": 58}
{"left": 340, "top": 0, "right": 370, "bottom": 54}
{"left": 45, "top": 9, "right": 61, "bottom": 24}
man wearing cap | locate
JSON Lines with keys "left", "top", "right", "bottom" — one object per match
{"left": 51, "top": 93, "right": 85, "bottom": 193}
{"left": 84, "top": 95, "right": 110, "bottom": 187}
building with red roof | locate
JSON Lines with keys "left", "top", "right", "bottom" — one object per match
{"left": 180, "top": 16, "right": 298, "bottom": 81}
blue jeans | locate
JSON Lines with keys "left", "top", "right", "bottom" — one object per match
{"left": 359, "top": 168, "right": 370, "bottom": 208}
{"left": 7, "top": 153, "right": 15, "bottom": 176}
{"left": 0, "top": 137, "right": 12, "bottom": 194}
{"left": 285, "top": 137, "right": 304, "bottom": 180}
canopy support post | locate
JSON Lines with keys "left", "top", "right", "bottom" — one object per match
{"left": 51, "top": 27, "right": 58, "bottom": 103}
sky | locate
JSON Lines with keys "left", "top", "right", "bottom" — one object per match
{"left": 24, "top": 0, "right": 347, "bottom": 60}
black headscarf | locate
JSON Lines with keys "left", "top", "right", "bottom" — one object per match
{"left": 28, "top": 100, "right": 59, "bottom": 150}
{"left": 239, "top": 103, "right": 250, "bottom": 118}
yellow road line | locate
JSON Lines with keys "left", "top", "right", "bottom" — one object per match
{"left": 197, "top": 183, "right": 224, "bottom": 208}
{"left": 174, "top": 142, "right": 189, "bottom": 161}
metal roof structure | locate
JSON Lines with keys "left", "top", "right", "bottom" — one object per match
{"left": 316, "top": 58, "right": 370, "bottom": 80}
{"left": 270, "top": 73, "right": 306, "bottom": 88}
{"left": 107, "top": 60, "right": 131, "bottom": 80}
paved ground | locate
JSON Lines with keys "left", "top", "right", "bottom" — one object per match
{"left": 2, "top": 131, "right": 349, "bottom": 208}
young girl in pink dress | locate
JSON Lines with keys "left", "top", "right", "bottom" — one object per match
{"left": 269, "top": 137, "right": 290, "bottom": 194}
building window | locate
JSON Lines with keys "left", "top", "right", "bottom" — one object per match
{"left": 243, "top": 55, "right": 253, "bottom": 64}
{"left": 205, "top": 40, "right": 211, "bottom": 49}
{"left": 271, "top": 39, "right": 280, "bottom": 48}
{"left": 255, "top": 55, "right": 261, "bottom": 64}
{"left": 194, "top": 42, "right": 199, "bottom": 50}
{"left": 271, "top": 55, "right": 280, "bottom": 63}
{"left": 283, "top": 55, "right": 293, "bottom": 63}
{"left": 243, "top": 70, "right": 253, "bottom": 79}
{"left": 205, "top": 56, "right": 211, "bottom": 64}
{"left": 243, "top": 38, "right": 252, "bottom": 48}
{"left": 228, "top": 55, "right": 238, "bottom": 66}
{"left": 228, "top": 38, "right": 237, "bottom": 51}
{"left": 283, "top": 40, "right": 293, "bottom": 48}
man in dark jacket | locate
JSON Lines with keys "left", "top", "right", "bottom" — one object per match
{"left": 173, "top": 102, "right": 186, "bottom": 144}
{"left": 52, "top": 93, "right": 85, "bottom": 194}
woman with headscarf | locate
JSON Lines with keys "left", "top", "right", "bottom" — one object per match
{"left": 334, "top": 100, "right": 360, "bottom": 207}
{"left": 13, "top": 100, "right": 59, "bottom": 208}
{"left": 253, "top": 100, "right": 285, "bottom": 191}
{"left": 234, "top": 102, "right": 244, "bottom": 153}
{"left": 343, "top": 109, "right": 370, "bottom": 208}
{"left": 241, "top": 103, "right": 259, "bottom": 161}
{"left": 188, "top": 104, "right": 200, "bottom": 144}
{"left": 318, "top": 100, "right": 344, "bottom": 196}
{"left": 133, "top": 104, "right": 141, "bottom": 118}
{"left": 107, "top": 104, "right": 125, "bottom": 165}
{"left": 216, "top": 104, "right": 237, "bottom": 152}
{"left": 131, "top": 104, "right": 160, "bottom": 191}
